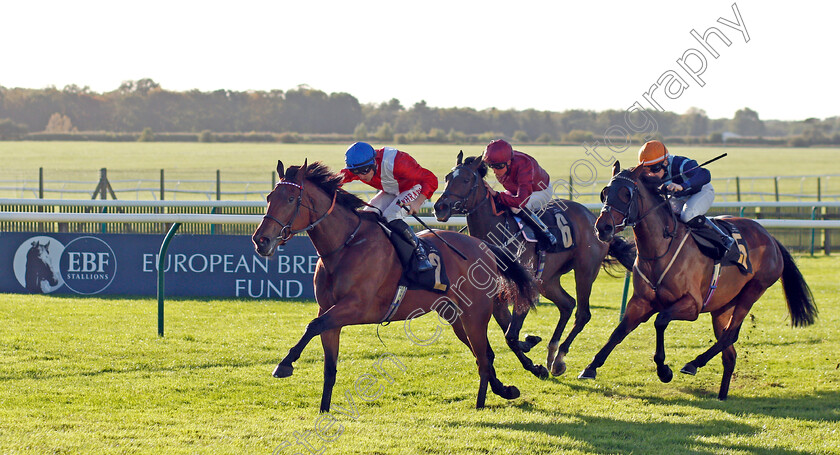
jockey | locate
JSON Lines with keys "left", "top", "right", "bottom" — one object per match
{"left": 340, "top": 141, "right": 438, "bottom": 272}
{"left": 482, "top": 139, "right": 558, "bottom": 246}
{"left": 638, "top": 140, "right": 735, "bottom": 254}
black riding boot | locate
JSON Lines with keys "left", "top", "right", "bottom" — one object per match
{"left": 689, "top": 215, "right": 735, "bottom": 252}
{"left": 522, "top": 208, "right": 558, "bottom": 246}
{"left": 389, "top": 219, "right": 433, "bottom": 272}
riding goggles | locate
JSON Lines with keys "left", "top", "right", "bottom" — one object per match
{"left": 350, "top": 164, "right": 375, "bottom": 175}
{"left": 487, "top": 162, "right": 507, "bottom": 170}
{"left": 647, "top": 162, "right": 666, "bottom": 173}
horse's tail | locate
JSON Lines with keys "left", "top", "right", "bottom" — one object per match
{"left": 604, "top": 235, "right": 637, "bottom": 273}
{"left": 485, "top": 243, "right": 539, "bottom": 311}
{"left": 775, "top": 239, "right": 818, "bottom": 327}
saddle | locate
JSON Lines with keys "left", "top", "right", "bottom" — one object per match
{"left": 374, "top": 220, "right": 449, "bottom": 294}
{"left": 513, "top": 204, "right": 575, "bottom": 253}
{"left": 689, "top": 217, "right": 752, "bottom": 274}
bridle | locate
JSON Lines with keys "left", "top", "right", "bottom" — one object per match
{"left": 599, "top": 171, "right": 679, "bottom": 261}
{"left": 262, "top": 180, "right": 337, "bottom": 243}
{"left": 441, "top": 164, "right": 490, "bottom": 217}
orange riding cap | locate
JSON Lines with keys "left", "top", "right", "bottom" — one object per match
{"left": 638, "top": 140, "right": 669, "bottom": 166}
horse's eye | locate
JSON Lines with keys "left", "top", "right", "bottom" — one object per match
{"left": 619, "top": 187, "right": 632, "bottom": 203}
{"left": 288, "top": 196, "right": 295, "bottom": 203}
{"left": 599, "top": 187, "right": 608, "bottom": 203}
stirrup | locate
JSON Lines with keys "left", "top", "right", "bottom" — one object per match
{"left": 415, "top": 249, "right": 433, "bottom": 272}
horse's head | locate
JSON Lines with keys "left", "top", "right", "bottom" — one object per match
{"left": 25, "top": 240, "right": 59, "bottom": 292}
{"left": 252, "top": 158, "right": 310, "bottom": 257}
{"left": 594, "top": 161, "right": 649, "bottom": 242}
{"left": 434, "top": 151, "right": 489, "bottom": 221}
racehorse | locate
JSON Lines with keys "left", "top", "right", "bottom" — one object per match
{"left": 579, "top": 161, "right": 817, "bottom": 399}
{"left": 433, "top": 152, "right": 636, "bottom": 377}
{"left": 26, "top": 240, "right": 59, "bottom": 293}
{"left": 252, "top": 159, "right": 539, "bottom": 410}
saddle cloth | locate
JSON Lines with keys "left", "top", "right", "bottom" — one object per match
{"left": 690, "top": 217, "right": 752, "bottom": 274}
{"left": 513, "top": 204, "right": 575, "bottom": 253}
{"left": 388, "top": 228, "right": 449, "bottom": 293}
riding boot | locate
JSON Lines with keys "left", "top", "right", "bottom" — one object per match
{"left": 689, "top": 215, "right": 735, "bottom": 253}
{"left": 522, "top": 208, "right": 558, "bottom": 246}
{"left": 389, "top": 219, "right": 434, "bottom": 272}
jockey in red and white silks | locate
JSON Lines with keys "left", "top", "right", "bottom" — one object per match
{"left": 341, "top": 146, "right": 438, "bottom": 222}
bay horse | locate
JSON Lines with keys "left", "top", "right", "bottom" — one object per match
{"left": 252, "top": 159, "right": 539, "bottom": 410}
{"left": 433, "top": 152, "right": 636, "bottom": 377}
{"left": 579, "top": 161, "right": 817, "bottom": 399}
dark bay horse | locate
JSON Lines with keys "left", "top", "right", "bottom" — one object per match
{"left": 252, "top": 159, "right": 539, "bottom": 410}
{"left": 579, "top": 161, "right": 817, "bottom": 399}
{"left": 433, "top": 153, "right": 636, "bottom": 377}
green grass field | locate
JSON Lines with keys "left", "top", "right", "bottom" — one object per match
{"left": 2, "top": 255, "right": 838, "bottom": 454}
{"left": 1, "top": 142, "right": 838, "bottom": 202}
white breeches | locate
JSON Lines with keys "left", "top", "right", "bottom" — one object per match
{"left": 669, "top": 183, "right": 715, "bottom": 222}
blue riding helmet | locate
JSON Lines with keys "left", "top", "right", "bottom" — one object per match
{"left": 345, "top": 142, "right": 376, "bottom": 169}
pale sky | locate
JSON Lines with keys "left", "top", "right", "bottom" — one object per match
{"left": 2, "top": 0, "right": 837, "bottom": 121}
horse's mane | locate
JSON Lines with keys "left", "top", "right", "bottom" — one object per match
{"left": 285, "top": 162, "right": 367, "bottom": 211}
{"left": 463, "top": 156, "right": 488, "bottom": 179}
{"left": 626, "top": 166, "right": 672, "bottom": 218}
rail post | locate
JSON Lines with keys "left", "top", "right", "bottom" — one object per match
{"left": 157, "top": 222, "right": 181, "bottom": 337}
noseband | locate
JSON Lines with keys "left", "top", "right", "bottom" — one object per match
{"left": 262, "top": 180, "right": 337, "bottom": 243}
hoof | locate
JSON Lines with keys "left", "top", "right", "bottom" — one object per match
{"left": 504, "top": 385, "right": 521, "bottom": 400}
{"left": 578, "top": 368, "right": 596, "bottom": 380}
{"left": 680, "top": 363, "right": 697, "bottom": 376}
{"left": 657, "top": 364, "right": 673, "bottom": 383}
{"left": 550, "top": 359, "right": 567, "bottom": 377}
{"left": 533, "top": 364, "right": 550, "bottom": 379}
{"left": 523, "top": 334, "right": 542, "bottom": 349}
{"left": 272, "top": 364, "right": 293, "bottom": 378}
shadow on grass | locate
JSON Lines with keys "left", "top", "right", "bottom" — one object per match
{"left": 474, "top": 416, "right": 813, "bottom": 454}
{"left": 559, "top": 378, "right": 840, "bottom": 422}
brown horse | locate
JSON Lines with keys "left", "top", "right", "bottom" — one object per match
{"left": 433, "top": 152, "right": 636, "bottom": 377}
{"left": 579, "top": 161, "right": 817, "bottom": 399}
{"left": 252, "top": 159, "right": 539, "bottom": 410}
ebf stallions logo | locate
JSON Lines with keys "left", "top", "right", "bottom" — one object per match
{"left": 13, "top": 235, "right": 117, "bottom": 295}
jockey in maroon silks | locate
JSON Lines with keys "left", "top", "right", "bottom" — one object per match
{"left": 482, "top": 139, "right": 558, "bottom": 246}
{"left": 340, "top": 141, "right": 438, "bottom": 271}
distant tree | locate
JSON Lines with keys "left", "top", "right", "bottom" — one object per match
{"left": 0, "top": 118, "right": 28, "bottom": 139}
{"left": 732, "top": 107, "right": 765, "bottom": 136}
{"left": 681, "top": 107, "right": 709, "bottom": 136}
{"left": 375, "top": 122, "right": 394, "bottom": 142}
{"left": 512, "top": 130, "right": 530, "bottom": 143}
{"left": 44, "top": 113, "right": 74, "bottom": 132}
{"left": 564, "top": 129, "right": 594, "bottom": 143}
{"left": 353, "top": 123, "right": 368, "bottom": 141}
{"left": 536, "top": 133, "right": 552, "bottom": 143}
{"left": 199, "top": 130, "right": 215, "bottom": 142}
{"left": 447, "top": 128, "right": 466, "bottom": 143}
{"left": 138, "top": 127, "right": 154, "bottom": 142}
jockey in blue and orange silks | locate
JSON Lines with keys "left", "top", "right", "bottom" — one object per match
{"left": 638, "top": 140, "right": 735, "bottom": 255}
{"left": 340, "top": 141, "right": 438, "bottom": 272}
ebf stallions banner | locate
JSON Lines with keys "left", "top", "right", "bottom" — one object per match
{"left": 0, "top": 233, "right": 318, "bottom": 298}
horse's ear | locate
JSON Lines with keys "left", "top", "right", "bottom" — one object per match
{"left": 457, "top": 150, "right": 463, "bottom": 165}
{"left": 296, "top": 158, "right": 308, "bottom": 182}
{"left": 612, "top": 160, "right": 621, "bottom": 176}
{"left": 277, "top": 160, "right": 285, "bottom": 178}
{"left": 44, "top": 241, "right": 50, "bottom": 252}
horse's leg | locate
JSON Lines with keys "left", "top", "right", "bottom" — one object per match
{"left": 452, "top": 319, "right": 519, "bottom": 400}
{"left": 579, "top": 296, "right": 654, "bottom": 379}
{"left": 542, "top": 278, "right": 575, "bottom": 376}
{"left": 274, "top": 302, "right": 359, "bottom": 378}
{"left": 318, "top": 327, "right": 341, "bottom": 412}
{"left": 653, "top": 310, "right": 675, "bottom": 383}
{"left": 493, "top": 302, "right": 549, "bottom": 379}
{"left": 552, "top": 260, "right": 600, "bottom": 376}
{"left": 681, "top": 284, "right": 765, "bottom": 399}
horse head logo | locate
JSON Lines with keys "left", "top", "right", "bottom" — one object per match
{"left": 25, "top": 240, "right": 59, "bottom": 293}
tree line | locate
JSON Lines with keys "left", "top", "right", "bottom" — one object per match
{"left": 1, "top": 79, "right": 838, "bottom": 146}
